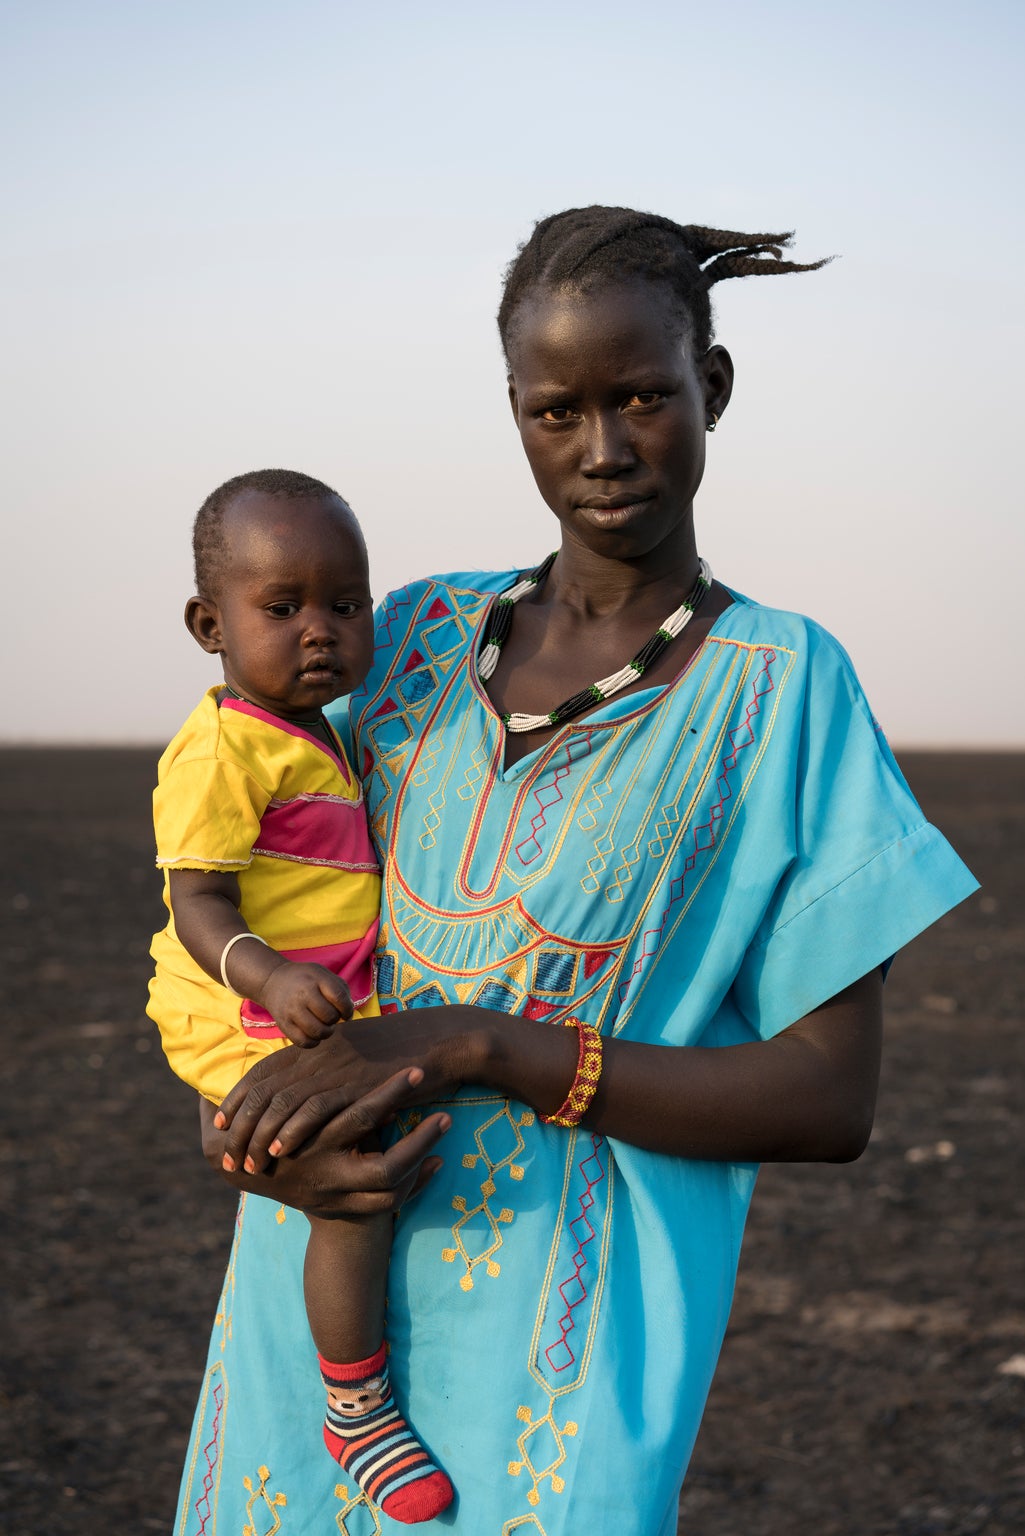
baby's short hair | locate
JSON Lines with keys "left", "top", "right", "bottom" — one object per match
{"left": 193, "top": 468, "right": 346, "bottom": 598}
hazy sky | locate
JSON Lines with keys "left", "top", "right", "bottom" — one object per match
{"left": 3, "top": 1, "right": 1022, "bottom": 746}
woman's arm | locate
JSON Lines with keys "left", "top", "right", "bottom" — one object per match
{"left": 214, "top": 969, "right": 882, "bottom": 1174}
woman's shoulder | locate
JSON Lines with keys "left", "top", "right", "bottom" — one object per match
{"left": 717, "top": 587, "right": 864, "bottom": 676}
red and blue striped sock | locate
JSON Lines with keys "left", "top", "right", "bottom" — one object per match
{"left": 319, "top": 1346, "right": 454, "bottom": 1524}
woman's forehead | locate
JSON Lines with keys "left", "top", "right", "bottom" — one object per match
{"left": 507, "top": 279, "right": 694, "bottom": 376}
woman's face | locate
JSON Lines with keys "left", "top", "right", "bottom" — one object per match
{"left": 507, "top": 280, "right": 732, "bottom": 566}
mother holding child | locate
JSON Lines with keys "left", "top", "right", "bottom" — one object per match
{"left": 151, "top": 206, "right": 975, "bottom": 1535}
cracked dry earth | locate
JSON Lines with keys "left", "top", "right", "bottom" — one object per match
{"left": 0, "top": 749, "right": 1021, "bottom": 1535}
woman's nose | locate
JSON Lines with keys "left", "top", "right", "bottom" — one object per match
{"left": 580, "top": 410, "right": 635, "bottom": 477}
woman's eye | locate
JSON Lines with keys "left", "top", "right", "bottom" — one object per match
{"left": 626, "top": 391, "right": 663, "bottom": 408}
{"left": 538, "top": 405, "right": 574, "bottom": 423}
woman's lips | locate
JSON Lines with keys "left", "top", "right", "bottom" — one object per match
{"left": 577, "top": 496, "right": 654, "bottom": 527}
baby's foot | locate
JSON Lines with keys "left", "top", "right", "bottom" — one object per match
{"left": 320, "top": 1346, "right": 454, "bottom": 1524}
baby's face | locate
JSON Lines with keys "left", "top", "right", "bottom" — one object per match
{"left": 209, "top": 490, "right": 374, "bottom": 721}
{"left": 327, "top": 1374, "right": 387, "bottom": 1417}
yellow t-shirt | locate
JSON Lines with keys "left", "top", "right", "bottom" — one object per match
{"left": 148, "top": 687, "right": 381, "bottom": 1103}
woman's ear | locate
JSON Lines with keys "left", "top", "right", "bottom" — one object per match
{"left": 508, "top": 377, "right": 521, "bottom": 428}
{"left": 702, "top": 345, "right": 735, "bottom": 424}
{"left": 185, "top": 596, "right": 224, "bottom": 654}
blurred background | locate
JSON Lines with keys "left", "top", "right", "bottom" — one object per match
{"left": 2, "top": 0, "right": 1022, "bottom": 749}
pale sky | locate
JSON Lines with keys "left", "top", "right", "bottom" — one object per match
{"left": 3, "top": 0, "right": 1022, "bottom": 746}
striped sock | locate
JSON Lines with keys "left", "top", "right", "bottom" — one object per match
{"left": 319, "top": 1346, "right": 454, "bottom": 1524}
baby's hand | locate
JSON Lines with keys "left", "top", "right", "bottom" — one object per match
{"left": 259, "top": 962, "right": 354, "bottom": 1047}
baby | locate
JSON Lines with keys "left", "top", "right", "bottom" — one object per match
{"left": 147, "top": 467, "right": 453, "bottom": 1524}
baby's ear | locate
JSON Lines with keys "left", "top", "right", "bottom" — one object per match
{"left": 185, "top": 595, "right": 224, "bottom": 654}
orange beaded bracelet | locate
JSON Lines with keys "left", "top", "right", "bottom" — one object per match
{"left": 539, "top": 1016, "right": 603, "bottom": 1128}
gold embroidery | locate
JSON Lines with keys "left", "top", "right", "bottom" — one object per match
{"left": 400, "top": 961, "right": 423, "bottom": 990}
{"left": 441, "top": 1106, "right": 534, "bottom": 1289}
{"left": 175, "top": 1362, "right": 226, "bottom": 1536}
{"left": 332, "top": 1484, "right": 383, "bottom": 1534}
{"left": 215, "top": 1195, "right": 246, "bottom": 1349}
{"left": 241, "top": 1464, "right": 286, "bottom": 1535}
{"left": 507, "top": 1399, "right": 578, "bottom": 1505}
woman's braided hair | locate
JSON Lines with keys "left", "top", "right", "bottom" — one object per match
{"left": 498, "top": 205, "right": 830, "bottom": 362}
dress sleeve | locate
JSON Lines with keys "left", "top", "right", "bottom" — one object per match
{"left": 153, "top": 755, "right": 268, "bottom": 871}
{"left": 732, "top": 628, "right": 978, "bottom": 1039}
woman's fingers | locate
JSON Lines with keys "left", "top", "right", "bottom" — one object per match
{"left": 222, "top": 1065, "right": 427, "bottom": 1175}
{"left": 214, "top": 1045, "right": 307, "bottom": 1130}
{"left": 267, "top": 1067, "right": 427, "bottom": 1161}
{"left": 306, "top": 1113, "right": 451, "bottom": 1217}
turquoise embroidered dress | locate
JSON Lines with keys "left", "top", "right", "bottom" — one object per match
{"left": 175, "top": 573, "right": 976, "bottom": 1536}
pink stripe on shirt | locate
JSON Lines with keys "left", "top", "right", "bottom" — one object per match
{"left": 254, "top": 794, "right": 379, "bottom": 871}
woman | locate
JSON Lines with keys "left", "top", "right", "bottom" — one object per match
{"left": 184, "top": 207, "right": 976, "bottom": 1536}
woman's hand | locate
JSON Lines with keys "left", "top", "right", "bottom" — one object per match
{"left": 199, "top": 1071, "right": 452, "bottom": 1217}
{"left": 213, "top": 1008, "right": 488, "bottom": 1175}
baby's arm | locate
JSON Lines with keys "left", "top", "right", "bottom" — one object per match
{"left": 168, "top": 867, "right": 353, "bottom": 1046}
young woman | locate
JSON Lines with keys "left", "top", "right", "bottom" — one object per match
{"left": 181, "top": 207, "right": 976, "bottom": 1535}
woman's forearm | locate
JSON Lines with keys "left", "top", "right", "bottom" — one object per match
{"left": 472, "top": 969, "right": 883, "bottom": 1163}
{"left": 214, "top": 970, "right": 882, "bottom": 1175}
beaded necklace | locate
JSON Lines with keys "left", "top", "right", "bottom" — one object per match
{"left": 477, "top": 554, "right": 712, "bottom": 734}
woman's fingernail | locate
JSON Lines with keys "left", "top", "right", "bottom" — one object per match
{"left": 213, "top": 1111, "right": 226, "bottom": 1128}
{"left": 222, "top": 1154, "right": 235, "bottom": 1172}
{"left": 243, "top": 1156, "right": 255, "bottom": 1174}
{"left": 269, "top": 1139, "right": 282, "bottom": 1156}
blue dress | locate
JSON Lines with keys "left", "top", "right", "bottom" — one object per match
{"left": 175, "top": 575, "right": 976, "bottom": 1536}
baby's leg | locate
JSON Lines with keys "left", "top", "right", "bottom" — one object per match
{"left": 305, "top": 1209, "right": 453, "bottom": 1524}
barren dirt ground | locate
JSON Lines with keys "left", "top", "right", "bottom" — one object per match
{"left": 0, "top": 749, "right": 1021, "bottom": 1535}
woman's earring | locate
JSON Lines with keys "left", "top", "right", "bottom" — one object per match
{"left": 706, "top": 413, "right": 718, "bottom": 433}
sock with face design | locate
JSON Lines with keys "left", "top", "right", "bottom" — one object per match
{"left": 319, "top": 1346, "right": 454, "bottom": 1524}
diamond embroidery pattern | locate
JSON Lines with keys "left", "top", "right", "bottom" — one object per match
{"left": 442, "top": 1106, "right": 533, "bottom": 1290}
{"left": 241, "top": 1465, "right": 286, "bottom": 1536}
{"left": 507, "top": 1400, "right": 578, "bottom": 1506}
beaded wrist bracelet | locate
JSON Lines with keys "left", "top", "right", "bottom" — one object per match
{"left": 539, "top": 1016, "right": 603, "bottom": 1128}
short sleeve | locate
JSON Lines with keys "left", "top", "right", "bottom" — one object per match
{"left": 154, "top": 756, "right": 268, "bottom": 870}
{"left": 732, "top": 628, "right": 978, "bottom": 1039}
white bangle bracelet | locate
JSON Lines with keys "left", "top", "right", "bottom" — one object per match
{"left": 220, "top": 931, "right": 272, "bottom": 994}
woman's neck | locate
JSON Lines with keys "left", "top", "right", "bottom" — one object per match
{"left": 539, "top": 530, "right": 702, "bottom": 622}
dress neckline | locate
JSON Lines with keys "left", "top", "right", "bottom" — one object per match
{"left": 468, "top": 583, "right": 745, "bottom": 779}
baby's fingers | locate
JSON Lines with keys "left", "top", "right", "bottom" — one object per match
{"left": 278, "top": 1017, "right": 331, "bottom": 1048}
{"left": 316, "top": 974, "right": 354, "bottom": 1021}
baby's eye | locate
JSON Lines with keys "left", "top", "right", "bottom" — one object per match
{"left": 333, "top": 600, "right": 362, "bottom": 617}
{"left": 266, "top": 602, "right": 299, "bottom": 618}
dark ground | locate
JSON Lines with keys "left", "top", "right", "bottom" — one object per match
{"left": 0, "top": 748, "right": 1021, "bottom": 1535}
